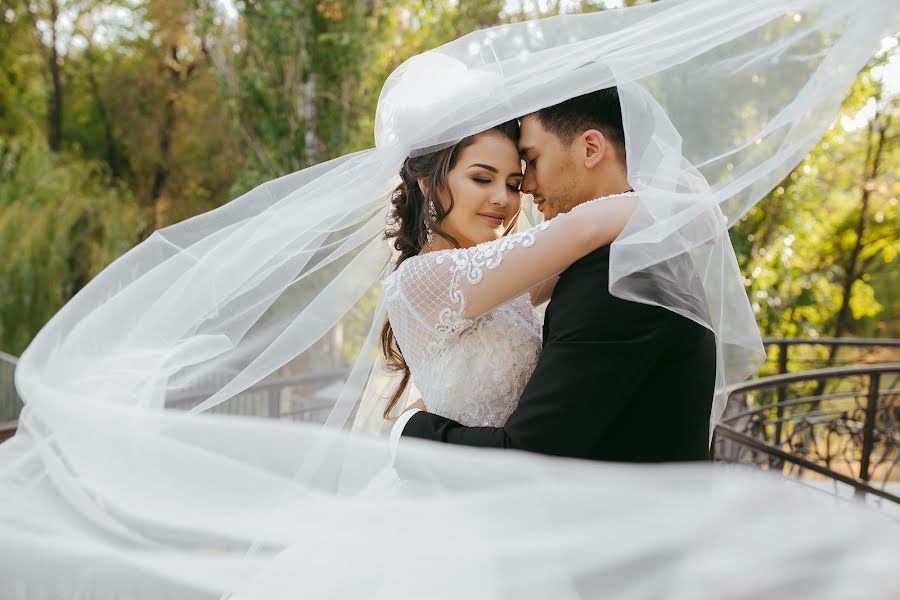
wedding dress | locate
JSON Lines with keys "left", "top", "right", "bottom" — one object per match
{"left": 382, "top": 233, "right": 547, "bottom": 427}
{"left": 384, "top": 284, "right": 541, "bottom": 427}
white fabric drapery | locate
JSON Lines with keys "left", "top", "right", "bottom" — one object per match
{"left": 1, "top": 1, "right": 898, "bottom": 597}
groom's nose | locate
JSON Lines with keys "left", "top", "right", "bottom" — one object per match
{"left": 521, "top": 169, "right": 537, "bottom": 196}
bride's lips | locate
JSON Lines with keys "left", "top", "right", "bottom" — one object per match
{"left": 477, "top": 213, "right": 505, "bottom": 227}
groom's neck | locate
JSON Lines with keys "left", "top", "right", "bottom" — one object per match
{"left": 582, "top": 168, "right": 632, "bottom": 203}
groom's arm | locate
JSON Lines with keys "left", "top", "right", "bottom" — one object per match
{"left": 399, "top": 321, "right": 672, "bottom": 459}
{"left": 390, "top": 407, "right": 422, "bottom": 462}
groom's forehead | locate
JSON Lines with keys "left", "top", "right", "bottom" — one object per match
{"left": 517, "top": 114, "right": 544, "bottom": 154}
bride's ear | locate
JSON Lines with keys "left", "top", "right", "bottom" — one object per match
{"left": 582, "top": 129, "right": 606, "bottom": 169}
{"left": 417, "top": 177, "right": 428, "bottom": 196}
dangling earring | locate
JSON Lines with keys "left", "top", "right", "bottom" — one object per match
{"left": 424, "top": 201, "right": 437, "bottom": 250}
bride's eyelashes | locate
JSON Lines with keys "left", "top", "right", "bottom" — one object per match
{"left": 472, "top": 176, "right": 520, "bottom": 192}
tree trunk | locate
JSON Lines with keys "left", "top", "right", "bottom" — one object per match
{"left": 65, "top": 211, "right": 92, "bottom": 298}
{"left": 829, "top": 112, "right": 888, "bottom": 349}
{"left": 84, "top": 41, "right": 127, "bottom": 177}
{"left": 46, "top": 0, "right": 63, "bottom": 152}
{"left": 141, "top": 45, "right": 195, "bottom": 240}
{"left": 301, "top": 75, "right": 320, "bottom": 166}
{"left": 340, "top": 75, "right": 351, "bottom": 151}
{"left": 299, "top": 7, "right": 320, "bottom": 169}
{"left": 813, "top": 106, "right": 890, "bottom": 398}
{"left": 150, "top": 85, "right": 177, "bottom": 209}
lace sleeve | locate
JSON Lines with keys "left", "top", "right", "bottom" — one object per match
{"left": 382, "top": 191, "right": 639, "bottom": 360}
{"left": 382, "top": 224, "right": 550, "bottom": 362}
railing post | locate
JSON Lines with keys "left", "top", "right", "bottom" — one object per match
{"left": 857, "top": 371, "right": 881, "bottom": 497}
{"left": 268, "top": 388, "right": 281, "bottom": 419}
{"left": 771, "top": 342, "right": 789, "bottom": 469}
{"left": 777, "top": 342, "right": 789, "bottom": 376}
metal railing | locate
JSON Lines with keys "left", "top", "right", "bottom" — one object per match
{"left": 165, "top": 368, "right": 351, "bottom": 421}
{"left": 0, "top": 352, "right": 20, "bottom": 443}
{"left": 712, "top": 363, "right": 900, "bottom": 505}
{"left": 0, "top": 352, "right": 349, "bottom": 442}
{"left": 3, "top": 338, "right": 899, "bottom": 500}
{"left": 760, "top": 337, "right": 900, "bottom": 375}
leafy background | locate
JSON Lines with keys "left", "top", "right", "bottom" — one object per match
{"left": 0, "top": 0, "right": 897, "bottom": 367}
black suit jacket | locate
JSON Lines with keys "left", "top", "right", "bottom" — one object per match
{"left": 402, "top": 245, "right": 716, "bottom": 462}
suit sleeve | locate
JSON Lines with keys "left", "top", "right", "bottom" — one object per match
{"left": 402, "top": 317, "right": 672, "bottom": 459}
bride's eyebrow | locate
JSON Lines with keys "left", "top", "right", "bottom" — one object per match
{"left": 468, "top": 163, "right": 498, "bottom": 173}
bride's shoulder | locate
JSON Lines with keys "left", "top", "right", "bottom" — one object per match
{"left": 382, "top": 251, "right": 463, "bottom": 312}
{"left": 384, "top": 250, "right": 457, "bottom": 282}
{"left": 382, "top": 252, "right": 439, "bottom": 295}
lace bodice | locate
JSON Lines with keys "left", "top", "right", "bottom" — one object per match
{"left": 382, "top": 229, "right": 548, "bottom": 427}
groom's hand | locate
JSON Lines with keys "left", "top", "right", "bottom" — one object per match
{"left": 402, "top": 398, "right": 426, "bottom": 414}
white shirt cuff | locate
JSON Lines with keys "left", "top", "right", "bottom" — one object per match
{"left": 390, "top": 408, "right": 422, "bottom": 464}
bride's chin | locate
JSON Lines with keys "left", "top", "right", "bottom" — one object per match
{"left": 465, "top": 226, "right": 505, "bottom": 245}
{"left": 483, "top": 225, "right": 506, "bottom": 238}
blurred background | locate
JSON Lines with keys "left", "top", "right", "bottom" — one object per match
{"left": 0, "top": 0, "right": 896, "bottom": 358}
{"left": 0, "top": 1, "right": 898, "bottom": 505}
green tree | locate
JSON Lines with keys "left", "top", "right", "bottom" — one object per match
{"left": 0, "top": 135, "right": 143, "bottom": 354}
{"left": 731, "top": 40, "right": 899, "bottom": 361}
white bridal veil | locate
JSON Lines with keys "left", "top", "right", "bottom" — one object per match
{"left": 1, "top": 0, "right": 899, "bottom": 597}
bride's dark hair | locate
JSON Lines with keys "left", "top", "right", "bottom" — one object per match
{"left": 380, "top": 120, "right": 520, "bottom": 419}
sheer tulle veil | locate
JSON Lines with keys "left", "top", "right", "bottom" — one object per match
{"left": 1, "top": 0, "right": 899, "bottom": 597}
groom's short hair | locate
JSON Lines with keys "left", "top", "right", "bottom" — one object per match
{"left": 533, "top": 87, "right": 626, "bottom": 165}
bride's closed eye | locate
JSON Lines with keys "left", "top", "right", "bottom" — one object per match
{"left": 473, "top": 176, "right": 518, "bottom": 191}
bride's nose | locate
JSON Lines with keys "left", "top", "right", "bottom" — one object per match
{"left": 490, "top": 186, "right": 509, "bottom": 207}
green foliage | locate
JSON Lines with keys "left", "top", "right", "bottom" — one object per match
{"left": 0, "top": 0, "right": 895, "bottom": 363}
{"left": 0, "top": 134, "right": 143, "bottom": 354}
{"left": 731, "top": 41, "right": 899, "bottom": 342}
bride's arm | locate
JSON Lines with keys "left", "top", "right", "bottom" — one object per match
{"left": 454, "top": 194, "right": 636, "bottom": 319}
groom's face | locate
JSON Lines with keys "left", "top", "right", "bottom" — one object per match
{"left": 517, "top": 115, "right": 581, "bottom": 220}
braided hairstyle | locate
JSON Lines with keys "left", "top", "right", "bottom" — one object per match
{"left": 380, "top": 120, "right": 520, "bottom": 419}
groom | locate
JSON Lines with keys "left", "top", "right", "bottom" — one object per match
{"left": 392, "top": 88, "right": 716, "bottom": 462}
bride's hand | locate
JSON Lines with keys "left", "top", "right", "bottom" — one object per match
{"left": 402, "top": 398, "right": 426, "bottom": 414}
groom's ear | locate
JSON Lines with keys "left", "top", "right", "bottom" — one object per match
{"left": 581, "top": 129, "right": 607, "bottom": 169}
